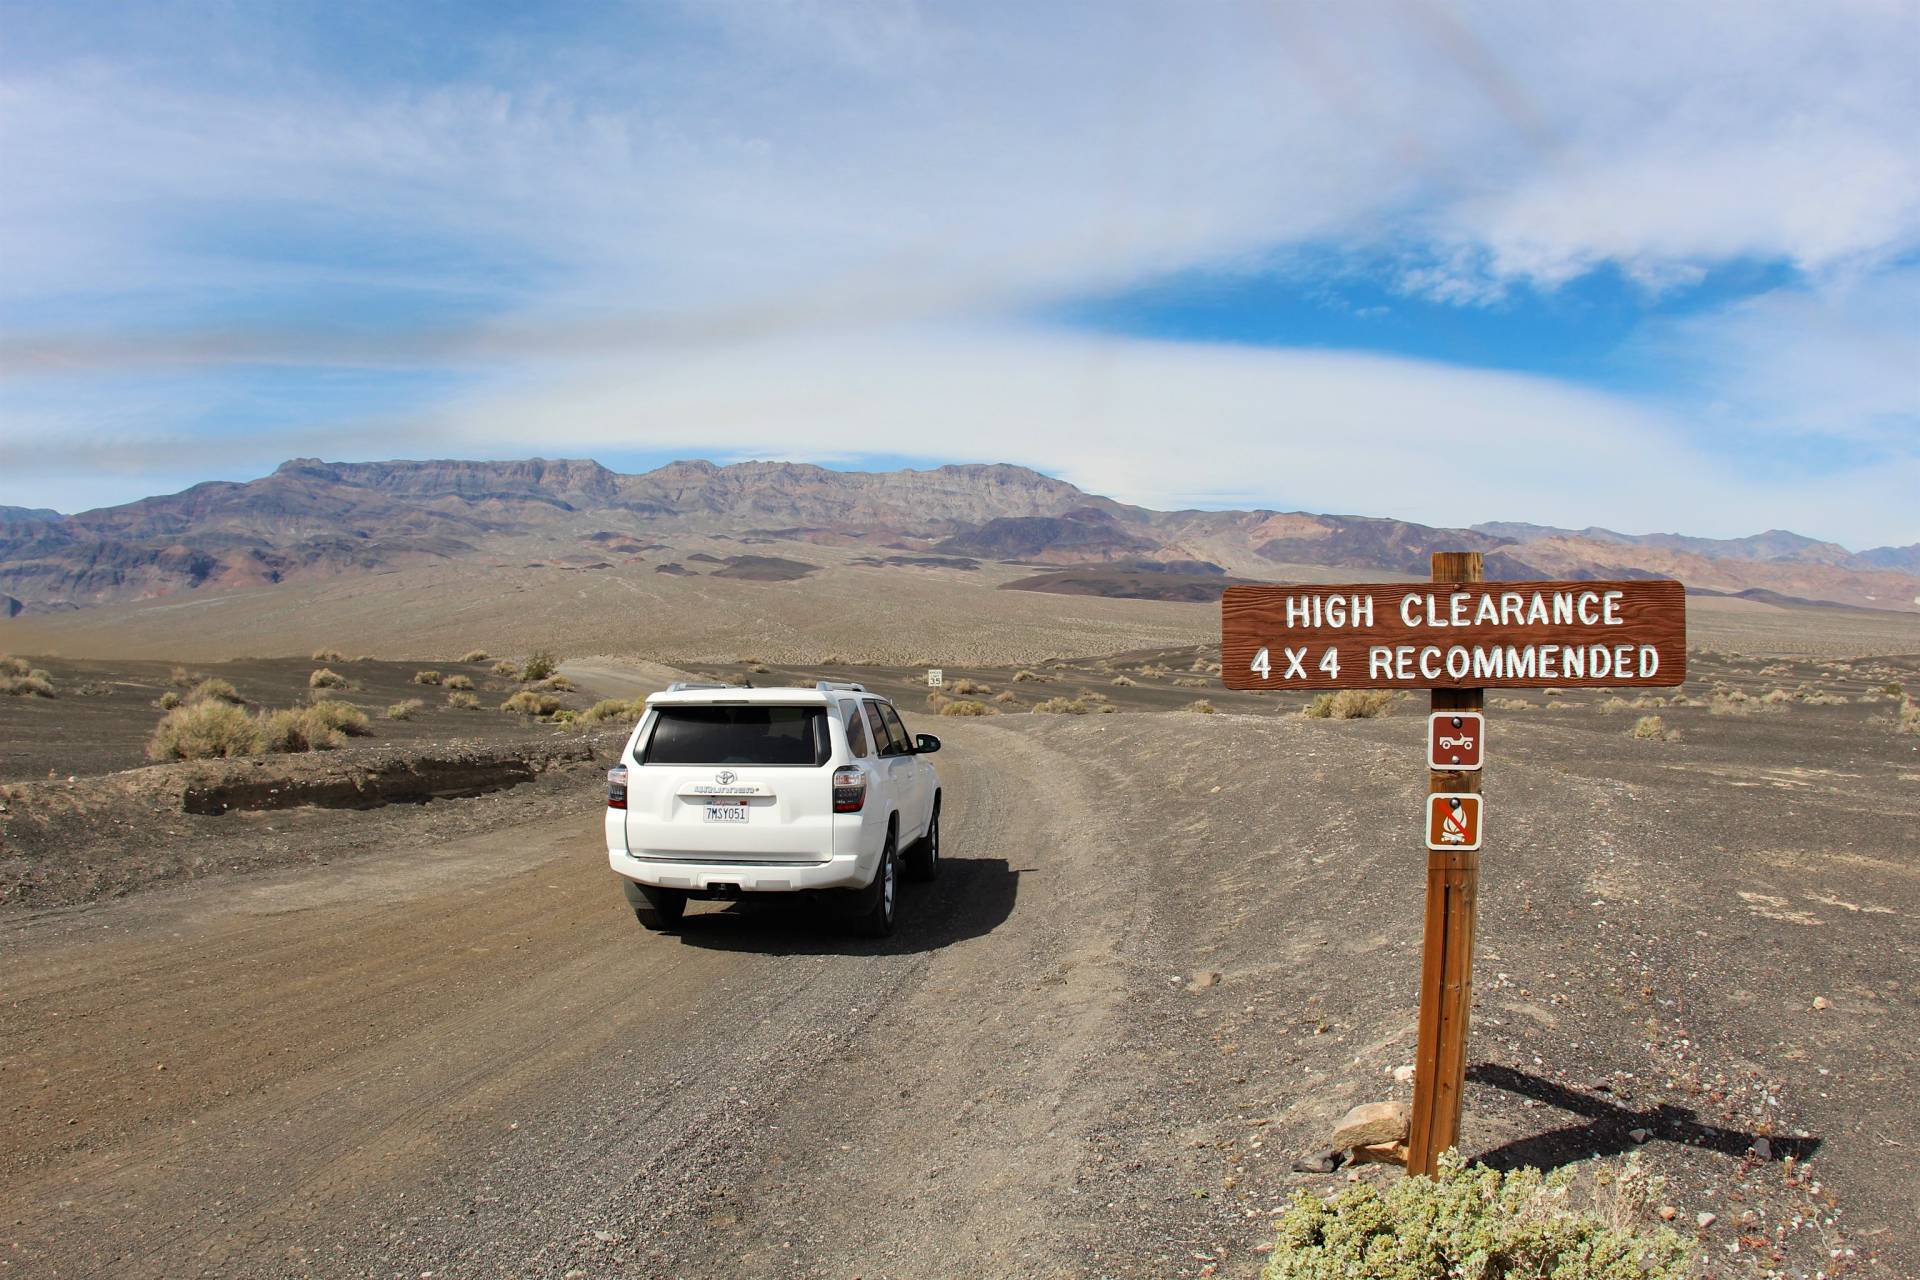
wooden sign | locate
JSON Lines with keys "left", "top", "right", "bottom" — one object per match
{"left": 1220, "top": 579, "right": 1686, "bottom": 690}
{"left": 1428, "top": 711, "right": 1483, "bottom": 771}
{"left": 1426, "top": 793, "right": 1482, "bottom": 850}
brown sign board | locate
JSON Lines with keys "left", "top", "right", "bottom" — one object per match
{"left": 1429, "top": 711, "right": 1484, "bottom": 771}
{"left": 1426, "top": 793, "right": 1482, "bottom": 851}
{"left": 1221, "top": 579, "right": 1686, "bottom": 690}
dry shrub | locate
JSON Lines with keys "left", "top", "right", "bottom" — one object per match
{"left": 311, "top": 647, "right": 346, "bottom": 663}
{"left": 157, "top": 690, "right": 182, "bottom": 710}
{"left": 1595, "top": 696, "right": 1634, "bottom": 714}
{"left": 459, "top": 649, "right": 490, "bottom": 664}
{"left": 308, "top": 667, "right": 347, "bottom": 690}
{"left": 0, "top": 656, "right": 29, "bottom": 677}
{"left": 447, "top": 691, "right": 481, "bottom": 710}
{"left": 1629, "top": 714, "right": 1676, "bottom": 742}
{"left": 1761, "top": 688, "right": 1793, "bottom": 704}
{"left": 1139, "top": 664, "right": 1171, "bottom": 679}
{"left": 168, "top": 665, "right": 196, "bottom": 688}
{"left": 501, "top": 690, "right": 562, "bottom": 716}
{"left": 444, "top": 674, "right": 475, "bottom": 691}
{"left": 1032, "top": 696, "right": 1090, "bottom": 715}
{"left": 1303, "top": 690, "right": 1394, "bottom": 719}
{"left": 1183, "top": 699, "right": 1218, "bottom": 714}
{"left": 580, "top": 697, "right": 646, "bottom": 724}
{"left": 188, "top": 677, "right": 242, "bottom": 705}
{"left": 520, "top": 650, "right": 559, "bottom": 682}
{"left": 491, "top": 660, "right": 521, "bottom": 679}
{"left": 2, "top": 672, "right": 57, "bottom": 698}
{"left": 1110, "top": 675, "right": 1137, "bottom": 687}
{"left": 1489, "top": 696, "right": 1531, "bottom": 710}
{"left": 148, "top": 700, "right": 262, "bottom": 760}
{"left": 748, "top": 662, "right": 771, "bottom": 674}
{"left": 1898, "top": 697, "right": 1919, "bottom": 735}
{"left": 1799, "top": 691, "right": 1849, "bottom": 706}
{"left": 550, "top": 709, "right": 579, "bottom": 725}
{"left": 1710, "top": 690, "right": 1778, "bottom": 716}
{"left": 1882, "top": 681, "right": 1905, "bottom": 697}
{"left": 1011, "top": 669, "right": 1045, "bottom": 683}
{"left": 992, "top": 691, "right": 1018, "bottom": 704}
{"left": 412, "top": 669, "right": 444, "bottom": 686}
{"left": 386, "top": 698, "right": 425, "bottom": 720}
{"left": 1173, "top": 676, "right": 1209, "bottom": 688}
{"left": 926, "top": 692, "right": 951, "bottom": 710}
{"left": 940, "top": 699, "right": 993, "bottom": 717}
{"left": 534, "top": 674, "right": 575, "bottom": 692}
{"left": 948, "top": 677, "right": 985, "bottom": 695}
{"left": 258, "top": 708, "right": 342, "bottom": 753}
{"left": 307, "top": 700, "right": 371, "bottom": 737}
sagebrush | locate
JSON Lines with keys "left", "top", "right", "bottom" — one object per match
{"left": 148, "top": 700, "right": 261, "bottom": 761}
{"left": 1262, "top": 1151, "right": 1691, "bottom": 1280}
{"left": 1303, "top": 690, "right": 1394, "bottom": 719}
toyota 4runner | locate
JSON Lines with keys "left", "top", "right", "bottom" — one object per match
{"left": 606, "top": 681, "right": 942, "bottom": 937}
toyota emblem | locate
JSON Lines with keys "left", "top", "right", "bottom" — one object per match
{"left": 715, "top": 770, "right": 738, "bottom": 785}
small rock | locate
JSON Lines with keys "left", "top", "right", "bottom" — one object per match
{"left": 1751, "top": 1137, "right": 1771, "bottom": 1160}
{"left": 1392, "top": 1064, "right": 1416, "bottom": 1084}
{"left": 1290, "top": 1149, "right": 1344, "bottom": 1174}
{"left": 1658, "top": 1206, "right": 1677, "bottom": 1221}
{"left": 1812, "top": 996, "right": 1831, "bottom": 1011}
{"left": 1629, "top": 1128, "right": 1650, "bottom": 1143}
{"left": 1332, "top": 1101, "right": 1408, "bottom": 1151}
{"left": 1697, "top": 1212, "right": 1717, "bottom": 1228}
{"left": 1189, "top": 971, "right": 1222, "bottom": 991}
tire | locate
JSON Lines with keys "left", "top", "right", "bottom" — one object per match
{"left": 903, "top": 798, "right": 941, "bottom": 882}
{"left": 626, "top": 881, "right": 687, "bottom": 931}
{"left": 848, "top": 827, "right": 898, "bottom": 938}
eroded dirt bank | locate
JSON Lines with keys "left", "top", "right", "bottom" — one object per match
{"left": 1, "top": 710, "right": 1914, "bottom": 1278}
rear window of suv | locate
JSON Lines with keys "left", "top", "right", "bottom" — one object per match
{"left": 640, "top": 706, "right": 831, "bottom": 767}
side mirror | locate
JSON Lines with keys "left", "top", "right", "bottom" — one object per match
{"left": 914, "top": 733, "right": 942, "bottom": 754}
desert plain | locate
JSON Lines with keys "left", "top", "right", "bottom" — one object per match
{"left": 2, "top": 465, "right": 1919, "bottom": 1279}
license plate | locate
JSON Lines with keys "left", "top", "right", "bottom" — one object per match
{"left": 704, "top": 801, "right": 749, "bottom": 823}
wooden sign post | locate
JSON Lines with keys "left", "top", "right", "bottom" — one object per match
{"left": 1220, "top": 557, "right": 1685, "bottom": 1177}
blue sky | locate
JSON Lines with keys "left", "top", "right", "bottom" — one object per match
{"left": 0, "top": 1, "right": 1915, "bottom": 547}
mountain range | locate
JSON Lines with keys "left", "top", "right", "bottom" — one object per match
{"left": 1, "top": 457, "right": 1916, "bottom": 615}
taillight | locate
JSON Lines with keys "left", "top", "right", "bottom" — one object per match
{"left": 832, "top": 766, "right": 866, "bottom": 813}
{"left": 607, "top": 765, "right": 628, "bottom": 810}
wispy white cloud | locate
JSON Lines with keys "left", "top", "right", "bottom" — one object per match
{"left": 0, "top": 0, "right": 1915, "bottom": 543}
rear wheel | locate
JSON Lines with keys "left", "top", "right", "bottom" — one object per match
{"left": 626, "top": 882, "right": 687, "bottom": 931}
{"left": 849, "top": 828, "right": 898, "bottom": 938}
{"left": 903, "top": 799, "right": 941, "bottom": 882}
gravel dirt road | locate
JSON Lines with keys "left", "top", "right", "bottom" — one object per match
{"left": 3, "top": 700, "right": 1915, "bottom": 1278}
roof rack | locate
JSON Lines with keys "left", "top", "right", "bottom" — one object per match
{"left": 664, "top": 680, "right": 732, "bottom": 693}
{"left": 814, "top": 679, "right": 868, "bottom": 693}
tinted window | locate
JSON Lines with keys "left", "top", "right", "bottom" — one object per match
{"left": 641, "top": 706, "right": 830, "bottom": 766}
{"left": 877, "top": 703, "right": 912, "bottom": 755}
{"left": 863, "top": 702, "right": 901, "bottom": 756}
{"left": 841, "top": 702, "right": 870, "bottom": 758}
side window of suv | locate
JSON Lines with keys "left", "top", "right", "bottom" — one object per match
{"left": 842, "top": 700, "right": 870, "bottom": 758}
{"left": 864, "top": 701, "right": 902, "bottom": 756}
{"left": 877, "top": 702, "right": 912, "bottom": 755}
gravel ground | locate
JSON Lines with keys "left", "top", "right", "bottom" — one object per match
{"left": 1, "top": 675, "right": 1915, "bottom": 1277}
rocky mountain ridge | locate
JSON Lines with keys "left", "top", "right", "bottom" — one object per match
{"left": 1, "top": 457, "right": 1914, "bottom": 614}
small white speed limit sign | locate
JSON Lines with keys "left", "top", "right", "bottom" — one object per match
{"left": 926, "top": 668, "right": 944, "bottom": 688}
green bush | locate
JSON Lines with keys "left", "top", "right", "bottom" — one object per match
{"left": 1303, "top": 690, "right": 1394, "bottom": 720}
{"left": 501, "top": 690, "right": 562, "bottom": 716}
{"left": 148, "top": 700, "right": 262, "bottom": 761}
{"left": 520, "top": 650, "right": 559, "bottom": 682}
{"left": 444, "top": 674, "right": 475, "bottom": 691}
{"left": 412, "top": 669, "right": 443, "bottom": 686}
{"left": 1262, "top": 1152, "right": 1691, "bottom": 1280}
{"left": 386, "top": 698, "right": 426, "bottom": 720}
{"left": 308, "top": 667, "right": 347, "bottom": 690}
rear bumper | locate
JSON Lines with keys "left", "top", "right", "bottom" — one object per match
{"left": 609, "top": 846, "right": 875, "bottom": 894}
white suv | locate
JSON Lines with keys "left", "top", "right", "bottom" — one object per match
{"left": 605, "top": 681, "right": 942, "bottom": 937}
